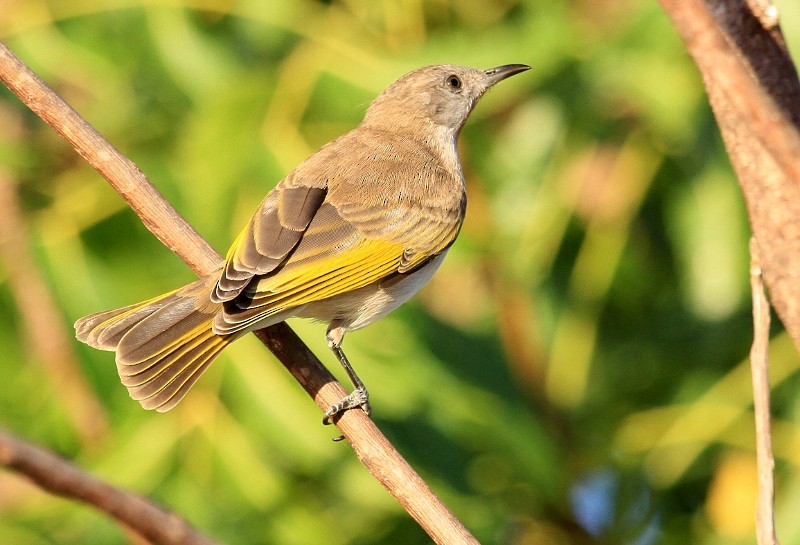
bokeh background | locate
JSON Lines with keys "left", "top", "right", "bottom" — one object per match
{"left": 1, "top": 1, "right": 800, "bottom": 544}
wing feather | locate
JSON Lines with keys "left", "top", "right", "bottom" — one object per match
{"left": 214, "top": 236, "right": 405, "bottom": 335}
{"left": 212, "top": 184, "right": 326, "bottom": 302}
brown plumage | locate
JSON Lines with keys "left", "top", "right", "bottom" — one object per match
{"left": 75, "top": 63, "right": 529, "bottom": 419}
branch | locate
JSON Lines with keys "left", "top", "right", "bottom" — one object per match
{"left": 0, "top": 40, "right": 479, "bottom": 545}
{"left": 0, "top": 428, "right": 218, "bottom": 545}
{"left": 659, "top": 2, "right": 800, "bottom": 543}
{"left": 658, "top": 0, "right": 800, "bottom": 350}
{"left": 0, "top": 172, "right": 108, "bottom": 443}
{"left": 749, "top": 239, "right": 779, "bottom": 545}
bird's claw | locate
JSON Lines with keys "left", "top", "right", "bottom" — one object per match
{"left": 323, "top": 387, "right": 371, "bottom": 426}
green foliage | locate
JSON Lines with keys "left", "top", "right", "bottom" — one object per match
{"left": 1, "top": 1, "right": 799, "bottom": 544}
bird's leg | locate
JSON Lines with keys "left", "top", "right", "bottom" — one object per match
{"left": 323, "top": 325, "right": 371, "bottom": 425}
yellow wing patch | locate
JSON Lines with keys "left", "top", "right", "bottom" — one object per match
{"left": 217, "top": 236, "right": 410, "bottom": 333}
{"left": 254, "top": 236, "right": 405, "bottom": 303}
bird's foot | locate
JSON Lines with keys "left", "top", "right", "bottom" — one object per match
{"left": 323, "top": 387, "right": 371, "bottom": 425}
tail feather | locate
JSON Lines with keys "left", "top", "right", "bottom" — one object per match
{"left": 75, "top": 295, "right": 173, "bottom": 350}
{"left": 117, "top": 294, "right": 214, "bottom": 364}
{"left": 121, "top": 329, "right": 218, "bottom": 384}
{"left": 74, "top": 274, "right": 238, "bottom": 412}
{"left": 127, "top": 330, "right": 230, "bottom": 412}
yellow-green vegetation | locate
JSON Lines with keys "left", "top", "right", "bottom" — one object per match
{"left": 1, "top": 1, "right": 799, "bottom": 544}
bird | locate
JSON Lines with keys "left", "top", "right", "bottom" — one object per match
{"left": 75, "top": 63, "right": 530, "bottom": 423}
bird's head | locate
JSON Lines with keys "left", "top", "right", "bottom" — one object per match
{"left": 363, "top": 64, "right": 530, "bottom": 137}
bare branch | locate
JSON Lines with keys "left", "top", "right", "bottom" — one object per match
{"left": 0, "top": 172, "right": 108, "bottom": 443}
{"left": 749, "top": 239, "right": 779, "bottom": 545}
{"left": 0, "top": 40, "right": 479, "bottom": 545}
{"left": 659, "top": 2, "right": 800, "bottom": 544}
{"left": 659, "top": 0, "right": 800, "bottom": 351}
{"left": 0, "top": 428, "right": 219, "bottom": 545}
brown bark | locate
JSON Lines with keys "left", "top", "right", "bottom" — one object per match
{"left": 659, "top": 2, "right": 800, "bottom": 543}
{"left": 660, "top": 0, "right": 800, "bottom": 348}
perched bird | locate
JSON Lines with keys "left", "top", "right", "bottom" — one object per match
{"left": 75, "top": 63, "right": 529, "bottom": 422}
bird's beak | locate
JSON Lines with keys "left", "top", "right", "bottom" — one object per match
{"left": 483, "top": 64, "right": 531, "bottom": 86}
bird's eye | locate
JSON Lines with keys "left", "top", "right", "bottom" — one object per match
{"left": 446, "top": 75, "right": 462, "bottom": 90}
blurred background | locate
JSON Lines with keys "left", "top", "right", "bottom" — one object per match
{"left": 1, "top": 1, "right": 799, "bottom": 543}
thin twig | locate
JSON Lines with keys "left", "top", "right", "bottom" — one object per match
{"left": 749, "top": 239, "right": 779, "bottom": 545}
{"left": 0, "top": 428, "right": 219, "bottom": 545}
{"left": 0, "top": 172, "right": 109, "bottom": 443}
{"left": 658, "top": 3, "right": 798, "bottom": 544}
{"left": 0, "top": 40, "right": 479, "bottom": 545}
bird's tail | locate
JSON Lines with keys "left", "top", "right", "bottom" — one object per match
{"left": 75, "top": 273, "right": 238, "bottom": 412}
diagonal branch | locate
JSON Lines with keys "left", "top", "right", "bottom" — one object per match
{"left": 0, "top": 172, "right": 109, "bottom": 443}
{"left": 659, "top": 2, "right": 800, "bottom": 544}
{"left": 0, "top": 428, "right": 219, "bottom": 545}
{"left": 0, "top": 40, "right": 479, "bottom": 545}
{"left": 658, "top": 0, "right": 800, "bottom": 350}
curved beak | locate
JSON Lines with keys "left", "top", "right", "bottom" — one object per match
{"left": 483, "top": 64, "right": 531, "bottom": 86}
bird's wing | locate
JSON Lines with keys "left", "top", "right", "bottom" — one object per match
{"left": 212, "top": 182, "right": 328, "bottom": 302}
{"left": 212, "top": 195, "right": 463, "bottom": 335}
